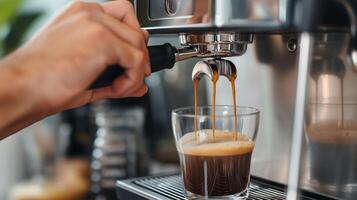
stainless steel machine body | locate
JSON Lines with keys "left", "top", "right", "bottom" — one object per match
{"left": 137, "top": 0, "right": 290, "bottom": 32}
{"left": 134, "top": 0, "right": 357, "bottom": 199}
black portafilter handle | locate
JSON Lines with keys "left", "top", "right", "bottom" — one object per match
{"left": 90, "top": 43, "right": 176, "bottom": 89}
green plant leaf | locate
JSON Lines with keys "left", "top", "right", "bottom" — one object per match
{"left": 3, "top": 12, "right": 42, "bottom": 54}
{"left": 0, "top": 0, "right": 23, "bottom": 27}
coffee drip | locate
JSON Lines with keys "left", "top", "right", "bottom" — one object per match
{"left": 192, "top": 59, "right": 237, "bottom": 141}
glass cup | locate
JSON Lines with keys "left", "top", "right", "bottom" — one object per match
{"left": 305, "top": 98, "right": 357, "bottom": 199}
{"left": 172, "top": 106, "right": 260, "bottom": 200}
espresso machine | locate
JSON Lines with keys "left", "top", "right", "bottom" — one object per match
{"left": 112, "top": 0, "right": 357, "bottom": 199}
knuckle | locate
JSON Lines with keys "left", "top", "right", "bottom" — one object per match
{"left": 77, "top": 11, "right": 93, "bottom": 21}
{"left": 127, "top": 80, "right": 140, "bottom": 94}
{"left": 71, "top": 1, "right": 87, "bottom": 12}
{"left": 133, "top": 36, "right": 144, "bottom": 48}
{"left": 137, "top": 87, "right": 148, "bottom": 97}
{"left": 133, "top": 77, "right": 143, "bottom": 87}
{"left": 120, "top": 0, "right": 135, "bottom": 11}
{"left": 134, "top": 91, "right": 146, "bottom": 97}
{"left": 88, "top": 24, "right": 108, "bottom": 40}
{"left": 131, "top": 79, "right": 144, "bottom": 91}
{"left": 139, "top": 91, "right": 146, "bottom": 97}
{"left": 71, "top": 1, "right": 102, "bottom": 12}
{"left": 89, "top": 3, "right": 103, "bottom": 11}
{"left": 133, "top": 51, "right": 147, "bottom": 67}
{"left": 135, "top": 51, "right": 145, "bottom": 61}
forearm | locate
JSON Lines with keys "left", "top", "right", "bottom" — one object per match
{"left": 0, "top": 52, "right": 48, "bottom": 138}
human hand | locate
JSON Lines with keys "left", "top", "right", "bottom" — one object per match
{"left": 7, "top": 0, "right": 150, "bottom": 114}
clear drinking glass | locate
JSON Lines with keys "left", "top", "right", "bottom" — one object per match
{"left": 172, "top": 106, "right": 260, "bottom": 200}
{"left": 305, "top": 98, "right": 357, "bottom": 199}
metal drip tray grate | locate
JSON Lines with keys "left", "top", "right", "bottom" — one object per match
{"left": 116, "top": 174, "right": 337, "bottom": 200}
{"left": 134, "top": 175, "right": 286, "bottom": 200}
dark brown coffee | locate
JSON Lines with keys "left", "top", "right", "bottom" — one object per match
{"left": 306, "top": 122, "right": 357, "bottom": 187}
{"left": 178, "top": 131, "right": 254, "bottom": 196}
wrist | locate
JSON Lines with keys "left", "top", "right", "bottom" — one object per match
{"left": 0, "top": 50, "right": 48, "bottom": 118}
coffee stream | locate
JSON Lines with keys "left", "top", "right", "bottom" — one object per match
{"left": 193, "top": 65, "right": 237, "bottom": 141}
{"left": 230, "top": 74, "right": 238, "bottom": 139}
{"left": 211, "top": 70, "right": 219, "bottom": 140}
{"left": 194, "top": 79, "right": 199, "bottom": 141}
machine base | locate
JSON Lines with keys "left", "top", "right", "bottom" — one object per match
{"left": 116, "top": 174, "right": 338, "bottom": 200}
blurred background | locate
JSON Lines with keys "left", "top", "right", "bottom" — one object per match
{"left": 0, "top": 0, "right": 207, "bottom": 199}
{"left": 2, "top": 0, "right": 357, "bottom": 200}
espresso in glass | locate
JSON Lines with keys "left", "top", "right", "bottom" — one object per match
{"left": 178, "top": 130, "right": 254, "bottom": 197}
{"left": 306, "top": 122, "right": 357, "bottom": 188}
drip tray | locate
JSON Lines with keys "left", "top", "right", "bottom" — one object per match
{"left": 116, "top": 174, "right": 337, "bottom": 200}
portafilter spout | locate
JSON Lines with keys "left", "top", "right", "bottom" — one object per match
{"left": 192, "top": 59, "right": 237, "bottom": 82}
{"left": 191, "top": 60, "right": 218, "bottom": 81}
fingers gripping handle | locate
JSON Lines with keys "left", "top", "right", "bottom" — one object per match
{"left": 90, "top": 43, "right": 176, "bottom": 89}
